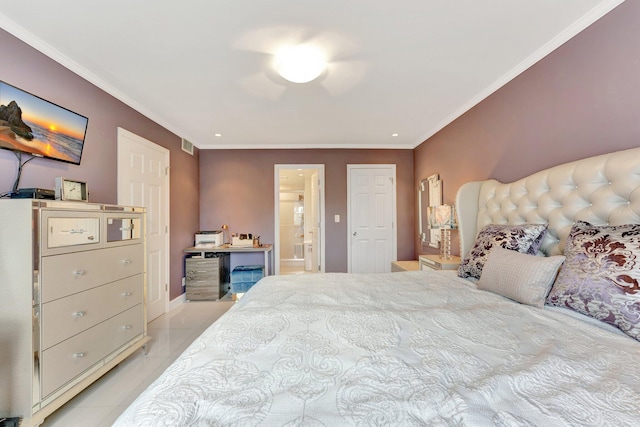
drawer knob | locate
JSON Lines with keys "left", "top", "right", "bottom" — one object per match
{"left": 122, "top": 325, "right": 132, "bottom": 330}
{"left": 122, "top": 259, "right": 132, "bottom": 265}
{"left": 73, "top": 352, "right": 85, "bottom": 358}
{"left": 122, "top": 292, "right": 132, "bottom": 297}
{"left": 73, "top": 270, "right": 85, "bottom": 276}
{"left": 73, "top": 311, "right": 86, "bottom": 317}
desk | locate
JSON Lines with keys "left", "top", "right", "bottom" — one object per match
{"left": 184, "top": 244, "right": 273, "bottom": 275}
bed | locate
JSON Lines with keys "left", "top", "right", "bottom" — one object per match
{"left": 115, "top": 148, "right": 640, "bottom": 426}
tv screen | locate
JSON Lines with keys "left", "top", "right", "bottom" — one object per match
{"left": 0, "top": 81, "right": 88, "bottom": 165}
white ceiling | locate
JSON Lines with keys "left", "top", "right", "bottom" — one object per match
{"left": 0, "top": 0, "right": 623, "bottom": 150}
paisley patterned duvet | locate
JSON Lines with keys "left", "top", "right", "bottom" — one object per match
{"left": 114, "top": 271, "right": 640, "bottom": 426}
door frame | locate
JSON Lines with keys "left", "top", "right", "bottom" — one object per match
{"left": 117, "top": 127, "right": 170, "bottom": 319}
{"left": 274, "top": 164, "right": 326, "bottom": 275}
{"left": 347, "top": 164, "right": 397, "bottom": 273}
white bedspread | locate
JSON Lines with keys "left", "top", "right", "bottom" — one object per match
{"left": 115, "top": 271, "right": 640, "bottom": 426}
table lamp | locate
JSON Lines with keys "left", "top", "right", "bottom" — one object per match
{"left": 221, "top": 224, "right": 230, "bottom": 245}
{"left": 428, "top": 204, "right": 457, "bottom": 260}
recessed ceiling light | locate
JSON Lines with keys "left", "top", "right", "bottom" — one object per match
{"left": 392, "top": 133, "right": 399, "bottom": 137}
{"left": 275, "top": 45, "right": 326, "bottom": 83}
{"left": 215, "top": 133, "right": 222, "bottom": 137}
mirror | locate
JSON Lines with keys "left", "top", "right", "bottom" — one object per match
{"left": 106, "top": 217, "right": 142, "bottom": 242}
{"left": 418, "top": 174, "right": 442, "bottom": 248}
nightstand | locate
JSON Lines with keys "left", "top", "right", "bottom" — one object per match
{"left": 419, "top": 254, "right": 461, "bottom": 271}
{"left": 391, "top": 260, "right": 420, "bottom": 272}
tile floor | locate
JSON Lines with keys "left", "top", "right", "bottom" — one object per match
{"left": 41, "top": 300, "right": 234, "bottom": 427}
{"left": 280, "top": 264, "right": 317, "bottom": 275}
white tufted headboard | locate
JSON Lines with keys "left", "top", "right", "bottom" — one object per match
{"left": 456, "top": 148, "right": 640, "bottom": 258}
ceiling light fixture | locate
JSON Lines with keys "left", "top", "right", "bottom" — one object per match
{"left": 275, "top": 45, "right": 326, "bottom": 83}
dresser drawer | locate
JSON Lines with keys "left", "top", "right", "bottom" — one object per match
{"left": 419, "top": 254, "right": 461, "bottom": 271}
{"left": 186, "top": 258, "right": 221, "bottom": 281}
{"left": 105, "top": 214, "right": 144, "bottom": 248}
{"left": 41, "top": 275, "right": 143, "bottom": 350}
{"left": 41, "top": 304, "right": 144, "bottom": 398}
{"left": 41, "top": 211, "right": 103, "bottom": 256}
{"left": 187, "top": 268, "right": 219, "bottom": 281}
{"left": 186, "top": 257, "right": 221, "bottom": 271}
{"left": 41, "top": 244, "right": 143, "bottom": 303}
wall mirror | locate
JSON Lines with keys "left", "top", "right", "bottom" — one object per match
{"left": 418, "top": 174, "right": 442, "bottom": 248}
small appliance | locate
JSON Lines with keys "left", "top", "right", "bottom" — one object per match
{"left": 195, "top": 230, "right": 223, "bottom": 248}
{"left": 10, "top": 188, "right": 55, "bottom": 199}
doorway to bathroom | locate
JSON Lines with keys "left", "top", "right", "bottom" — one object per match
{"left": 274, "top": 165, "right": 325, "bottom": 275}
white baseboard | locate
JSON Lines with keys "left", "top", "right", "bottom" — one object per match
{"left": 168, "top": 293, "right": 186, "bottom": 312}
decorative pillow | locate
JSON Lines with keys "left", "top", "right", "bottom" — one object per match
{"left": 546, "top": 221, "right": 640, "bottom": 341}
{"left": 478, "top": 247, "right": 565, "bottom": 308}
{"left": 457, "top": 223, "right": 548, "bottom": 279}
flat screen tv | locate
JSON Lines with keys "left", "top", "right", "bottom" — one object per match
{"left": 0, "top": 80, "right": 88, "bottom": 165}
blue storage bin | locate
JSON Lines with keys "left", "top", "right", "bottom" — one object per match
{"left": 231, "top": 265, "right": 264, "bottom": 294}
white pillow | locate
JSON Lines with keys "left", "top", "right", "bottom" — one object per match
{"left": 478, "top": 247, "right": 565, "bottom": 308}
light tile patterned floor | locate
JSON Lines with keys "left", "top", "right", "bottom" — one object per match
{"left": 41, "top": 300, "right": 234, "bottom": 427}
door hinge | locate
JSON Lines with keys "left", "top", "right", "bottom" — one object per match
{"left": 165, "top": 225, "right": 168, "bottom": 233}
{"left": 165, "top": 166, "right": 170, "bottom": 176}
{"left": 165, "top": 283, "right": 168, "bottom": 292}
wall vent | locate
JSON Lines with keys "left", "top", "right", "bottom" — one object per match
{"left": 181, "top": 138, "right": 194, "bottom": 155}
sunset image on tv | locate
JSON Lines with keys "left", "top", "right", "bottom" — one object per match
{"left": 0, "top": 81, "right": 88, "bottom": 165}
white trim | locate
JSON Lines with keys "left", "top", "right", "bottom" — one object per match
{"left": 197, "top": 142, "right": 418, "bottom": 150}
{"left": 0, "top": 0, "right": 623, "bottom": 151}
{"left": 274, "top": 164, "right": 326, "bottom": 275}
{"left": 168, "top": 293, "right": 186, "bottom": 312}
{"left": 347, "top": 164, "right": 397, "bottom": 273}
{"left": 413, "top": 0, "right": 625, "bottom": 148}
{"left": 0, "top": 14, "right": 197, "bottom": 145}
{"left": 117, "top": 127, "right": 171, "bottom": 320}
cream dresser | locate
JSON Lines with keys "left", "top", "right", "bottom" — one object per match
{"left": 0, "top": 199, "right": 148, "bottom": 426}
{"left": 419, "top": 254, "right": 461, "bottom": 271}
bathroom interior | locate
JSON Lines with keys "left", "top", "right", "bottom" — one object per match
{"left": 278, "top": 168, "right": 319, "bottom": 275}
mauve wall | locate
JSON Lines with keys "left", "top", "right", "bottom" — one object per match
{"left": 414, "top": 0, "right": 640, "bottom": 258}
{"left": 199, "top": 149, "right": 414, "bottom": 272}
{"left": 0, "top": 29, "right": 199, "bottom": 300}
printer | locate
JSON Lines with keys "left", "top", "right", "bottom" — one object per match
{"left": 195, "top": 230, "right": 223, "bottom": 248}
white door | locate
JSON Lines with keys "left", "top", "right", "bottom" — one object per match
{"left": 348, "top": 165, "right": 397, "bottom": 273}
{"left": 117, "top": 128, "right": 170, "bottom": 322}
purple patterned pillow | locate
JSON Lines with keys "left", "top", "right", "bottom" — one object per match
{"left": 457, "top": 223, "right": 548, "bottom": 280}
{"left": 546, "top": 221, "right": 640, "bottom": 341}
